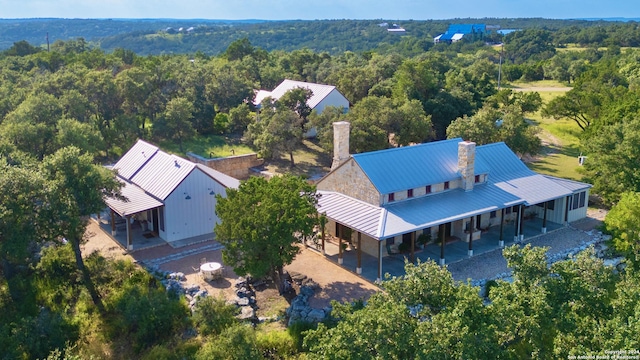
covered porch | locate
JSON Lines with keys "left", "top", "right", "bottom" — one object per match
{"left": 309, "top": 214, "right": 564, "bottom": 283}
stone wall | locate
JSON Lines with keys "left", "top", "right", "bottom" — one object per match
{"left": 187, "top": 152, "right": 264, "bottom": 180}
{"left": 317, "top": 158, "right": 380, "bottom": 206}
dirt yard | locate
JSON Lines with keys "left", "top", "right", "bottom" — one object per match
{"left": 82, "top": 221, "right": 379, "bottom": 314}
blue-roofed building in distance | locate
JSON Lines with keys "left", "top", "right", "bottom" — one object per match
{"left": 315, "top": 122, "right": 591, "bottom": 281}
{"left": 434, "top": 23, "right": 487, "bottom": 43}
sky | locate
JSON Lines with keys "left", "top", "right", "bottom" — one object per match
{"left": 0, "top": 0, "right": 638, "bottom": 20}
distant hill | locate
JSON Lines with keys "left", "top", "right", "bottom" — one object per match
{"left": 0, "top": 17, "right": 629, "bottom": 55}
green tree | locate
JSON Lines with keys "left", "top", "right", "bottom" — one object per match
{"left": 247, "top": 103, "right": 303, "bottom": 167}
{"left": 40, "top": 147, "right": 122, "bottom": 312}
{"left": 581, "top": 118, "right": 640, "bottom": 205}
{"left": 215, "top": 175, "right": 318, "bottom": 294}
{"left": 153, "top": 97, "right": 196, "bottom": 153}
{"left": 195, "top": 325, "right": 262, "bottom": 360}
{"left": 604, "top": 192, "right": 640, "bottom": 265}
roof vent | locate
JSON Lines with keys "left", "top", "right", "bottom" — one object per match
{"left": 174, "top": 160, "right": 180, "bottom": 168}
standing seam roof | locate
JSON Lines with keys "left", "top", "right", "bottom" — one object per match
{"left": 266, "top": 79, "right": 338, "bottom": 109}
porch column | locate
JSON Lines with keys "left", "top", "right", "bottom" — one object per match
{"left": 514, "top": 206, "right": 520, "bottom": 242}
{"left": 439, "top": 224, "right": 446, "bottom": 266}
{"left": 410, "top": 232, "right": 416, "bottom": 264}
{"left": 356, "top": 232, "right": 362, "bottom": 274}
{"left": 542, "top": 202, "right": 548, "bottom": 234}
{"left": 338, "top": 224, "right": 343, "bottom": 265}
{"left": 468, "top": 216, "right": 474, "bottom": 257}
{"left": 126, "top": 215, "right": 132, "bottom": 251}
{"left": 377, "top": 240, "right": 382, "bottom": 282}
{"left": 564, "top": 196, "right": 571, "bottom": 225}
{"left": 110, "top": 209, "right": 116, "bottom": 236}
{"left": 519, "top": 204, "right": 525, "bottom": 241}
{"left": 499, "top": 208, "right": 505, "bottom": 247}
{"left": 321, "top": 223, "right": 326, "bottom": 256}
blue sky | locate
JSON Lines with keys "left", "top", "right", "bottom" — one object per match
{"left": 0, "top": 0, "right": 638, "bottom": 20}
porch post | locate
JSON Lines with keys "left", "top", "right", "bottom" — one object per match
{"left": 542, "top": 201, "right": 548, "bottom": 234}
{"left": 110, "top": 209, "right": 116, "bottom": 236}
{"left": 439, "top": 224, "right": 445, "bottom": 266}
{"left": 468, "top": 216, "right": 474, "bottom": 257}
{"left": 564, "top": 196, "right": 570, "bottom": 225}
{"left": 321, "top": 223, "right": 326, "bottom": 256}
{"left": 377, "top": 240, "right": 382, "bottom": 282}
{"left": 519, "top": 204, "right": 525, "bottom": 241}
{"left": 126, "top": 215, "right": 132, "bottom": 251}
{"left": 514, "top": 206, "right": 520, "bottom": 242}
{"left": 356, "top": 232, "right": 362, "bottom": 274}
{"left": 410, "top": 232, "right": 416, "bottom": 263}
{"left": 499, "top": 208, "right": 505, "bottom": 247}
{"left": 338, "top": 224, "right": 343, "bottom": 265}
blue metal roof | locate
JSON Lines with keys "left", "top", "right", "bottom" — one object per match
{"left": 351, "top": 138, "right": 491, "bottom": 194}
{"left": 318, "top": 140, "right": 589, "bottom": 240}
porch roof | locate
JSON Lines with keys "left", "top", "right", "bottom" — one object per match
{"left": 105, "top": 179, "right": 163, "bottom": 217}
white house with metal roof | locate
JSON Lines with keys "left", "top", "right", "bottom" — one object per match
{"left": 316, "top": 122, "right": 591, "bottom": 280}
{"left": 254, "top": 79, "right": 350, "bottom": 137}
{"left": 104, "top": 139, "right": 239, "bottom": 249}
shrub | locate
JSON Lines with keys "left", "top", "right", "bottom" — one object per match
{"left": 287, "top": 320, "right": 316, "bottom": 353}
{"left": 256, "top": 329, "right": 298, "bottom": 359}
{"left": 192, "top": 295, "right": 239, "bottom": 336}
{"left": 106, "top": 273, "right": 189, "bottom": 353}
{"left": 195, "top": 324, "right": 262, "bottom": 360}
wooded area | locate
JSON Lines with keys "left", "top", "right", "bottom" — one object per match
{"left": 1, "top": 18, "right": 640, "bottom": 359}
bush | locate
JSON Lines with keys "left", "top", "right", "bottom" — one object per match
{"left": 106, "top": 274, "right": 189, "bottom": 353}
{"left": 196, "top": 324, "right": 262, "bottom": 360}
{"left": 192, "top": 295, "right": 239, "bottom": 336}
{"left": 256, "top": 329, "right": 298, "bottom": 359}
{"left": 287, "top": 320, "right": 316, "bottom": 353}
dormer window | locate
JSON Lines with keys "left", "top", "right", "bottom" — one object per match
{"left": 407, "top": 189, "right": 413, "bottom": 198}
{"left": 444, "top": 181, "right": 450, "bottom": 190}
{"left": 475, "top": 175, "right": 480, "bottom": 183}
{"left": 388, "top": 193, "right": 395, "bottom": 202}
{"left": 425, "top": 185, "right": 431, "bottom": 194}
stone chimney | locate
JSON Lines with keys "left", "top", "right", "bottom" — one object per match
{"left": 458, "top": 141, "right": 476, "bottom": 192}
{"left": 331, "top": 121, "right": 350, "bottom": 170}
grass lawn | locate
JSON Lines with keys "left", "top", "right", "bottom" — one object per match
{"left": 159, "top": 134, "right": 255, "bottom": 158}
{"left": 507, "top": 79, "right": 569, "bottom": 89}
{"left": 523, "top": 88, "right": 586, "bottom": 181}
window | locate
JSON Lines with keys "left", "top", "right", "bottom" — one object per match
{"left": 505, "top": 207, "right": 512, "bottom": 214}
{"left": 159, "top": 207, "right": 165, "bottom": 231}
{"left": 579, "top": 191, "right": 586, "bottom": 208}
{"left": 572, "top": 193, "right": 580, "bottom": 210}
{"left": 490, "top": 211, "right": 497, "bottom": 218}
{"left": 475, "top": 175, "right": 480, "bottom": 183}
{"left": 444, "top": 181, "right": 450, "bottom": 190}
{"left": 388, "top": 193, "right": 395, "bottom": 202}
{"left": 425, "top": 185, "right": 431, "bottom": 194}
{"left": 513, "top": 205, "right": 519, "bottom": 213}
{"left": 407, "top": 189, "right": 413, "bottom": 198}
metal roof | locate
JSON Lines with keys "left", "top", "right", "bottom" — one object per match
{"left": 382, "top": 184, "right": 523, "bottom": 238}
{"left": 320, "top": 140, "right": 592, "bottom": 240}
{"left": 257, "top": 79, "right": 340, "bottom": 109}
{"left": 130, "top": 151, "right": 195, "bottom": 201}
{"left": 317, "top": 191, "right": 384, "bottom": 239}
{"left": 543, "top": 175, "right": 592, "bottom": 192}
{"left": 351, "top": 138, "right": 491, "bottom": 194}
{"left": 105, "top": 178, "right": 163, "bottom": 217}
{"left": 196, "top": 164, "right": 241, "bottom": 189}
{"left": 113, "top": 139, "right": 159, "bottom": 180}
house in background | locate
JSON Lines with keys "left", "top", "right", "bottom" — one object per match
{"left": 104, "top": 139, "right": 239, "bottom": 250}
{"left": 316, "top": 122, "right": 591, "bottom": 281}
{"left": 434, "top": 24, "right": 487, "bottom": 43}
{"left": 254, "top": 79, "right": 350, "bottom": 137}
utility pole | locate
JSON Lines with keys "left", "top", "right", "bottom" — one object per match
{"left": 497, "top": 43, "right": 503, "bottom": 90}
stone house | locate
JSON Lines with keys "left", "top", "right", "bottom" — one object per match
{"left": 316, "top": 122, "right": 591, "bottom": 280}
